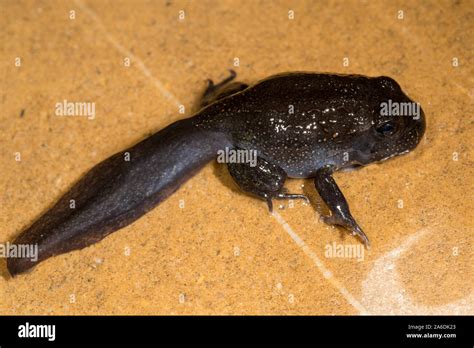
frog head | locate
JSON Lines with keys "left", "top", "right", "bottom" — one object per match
{"left": 349, "top": 76, "right": 426, "bottom": 165}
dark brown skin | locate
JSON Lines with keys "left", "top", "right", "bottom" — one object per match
{"left": 7, "top": 71, "right": 425, "bottom": 276}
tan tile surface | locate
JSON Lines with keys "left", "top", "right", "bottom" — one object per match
{"left": 0, "top": 0, "right": 472, "bottom": 314}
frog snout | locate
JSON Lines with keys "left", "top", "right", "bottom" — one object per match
{"left": 404, "top": 105, "right": 426, "bottom": 151}
{"left": 415, "top": 107, "right": 426, "bottom": 140}
{"left": 350, "top": 139, "right": 379, "bottom": 163}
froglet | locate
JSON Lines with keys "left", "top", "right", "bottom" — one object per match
{"left": 7, "top": 71, "right": 425, "bottom": 276}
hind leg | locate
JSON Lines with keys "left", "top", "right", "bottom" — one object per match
{"left": 227, "top": 154, "right": 309, "bottom": 212}
{"left": 201, "top": 70, "right": 248, "bottom": 107}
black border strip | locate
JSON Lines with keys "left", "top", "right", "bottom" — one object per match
{"left": 0, "top": 315, "right": 472, "bottom": 346}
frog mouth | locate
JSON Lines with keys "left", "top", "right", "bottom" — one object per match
{"left": 351, "top": 149, "right": 376, "bottom": 165}
{"left": 340, "top": 163, "right": 364, "bottom": 172}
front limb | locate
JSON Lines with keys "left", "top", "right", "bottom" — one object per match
{"left": 314, "top": 165, "right": 370, "bottom": 248}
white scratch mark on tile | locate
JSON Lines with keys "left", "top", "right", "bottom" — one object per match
{"left": 74, "top": 0, "right": 182, "bottom": 108}
{"left": 361, "top": 229, "right": 473, "bottom": 314}
{"left": 272, "top": 211, "right": 368, "bottom": 314}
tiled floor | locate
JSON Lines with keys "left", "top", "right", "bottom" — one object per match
{"left": 0, "top": 0, "right": 472, "bottom": 314}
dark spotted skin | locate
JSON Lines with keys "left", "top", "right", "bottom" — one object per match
{"left": 193, "top": 71, "right": 425, "bottom": 246}
{"left": 7, "top": 71, "right": 425, "bottom": 276}
{"left": 196, "top": 72, "right": 424, "bottom": 176}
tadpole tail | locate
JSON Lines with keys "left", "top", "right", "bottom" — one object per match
{"left": 7, "top": 118, "right": 228, "bottom": 276}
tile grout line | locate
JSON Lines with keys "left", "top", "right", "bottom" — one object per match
{"left": 273, "top": 211, "right": 369, "bottom": 315}
{"left": 74, "top": 0, "right": 182, "bottom": 108}
{"left": 76, "top": 0, "right": 368, "bottom": 314}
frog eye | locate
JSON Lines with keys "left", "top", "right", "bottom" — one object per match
{"left": 376, "top": 122, "right": 397, "bottom": 136}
